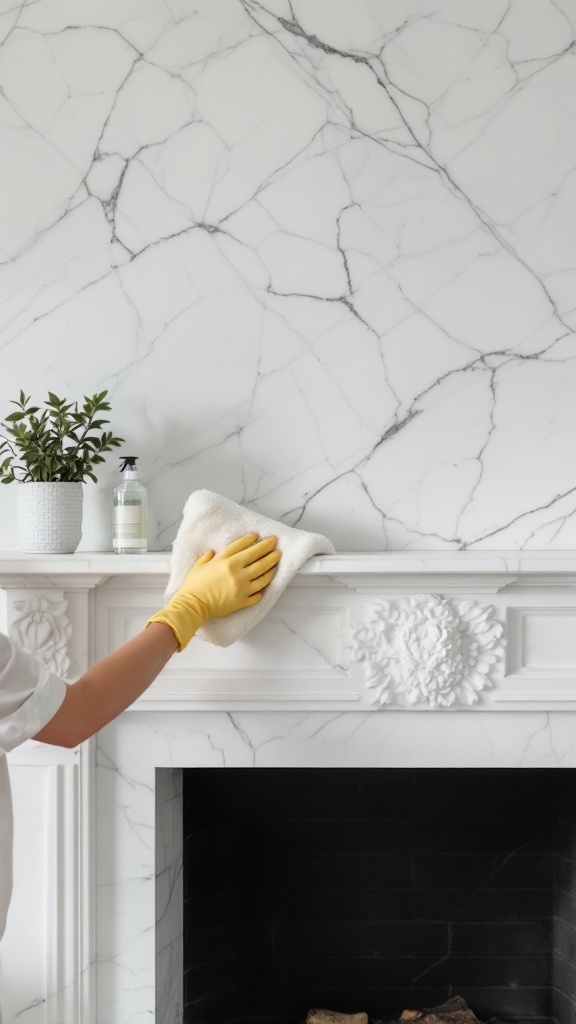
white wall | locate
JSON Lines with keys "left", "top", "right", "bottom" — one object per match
{"left": 1, "top": 0, "right": 575, "bottom": 551}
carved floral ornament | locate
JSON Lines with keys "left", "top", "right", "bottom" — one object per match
{"left": 9, "top": 594, "right": 72, "bottom": 677}
{"left": 350, "top": 595, "right": 504, "bottom": 709}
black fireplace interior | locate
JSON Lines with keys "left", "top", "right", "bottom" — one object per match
{"left": 180, "top": 769, "right": 576, "bottom": 1024}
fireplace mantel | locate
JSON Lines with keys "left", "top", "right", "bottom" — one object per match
{"left": 3, "top": 550, "right": 576, "bottom": 1024}
{"left": 2, "top": 549, "right": 576, "bottom": 712}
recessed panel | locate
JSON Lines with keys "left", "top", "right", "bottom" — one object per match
{"left": 95, "top": 584, "right": 356, "bottom": 705}
{"left": 98, "top": 586, "right": 348, "bottom": 674}
{"left": 507, "top": 608, "right": 576, "bottom": 676}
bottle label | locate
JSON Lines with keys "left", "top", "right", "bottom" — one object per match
{"left": 114, "top": 507, "right": 142, "bottom": 525}
{"left": 113, "top": 505, "right": 146, "bottom": 548}
{"left": 113, "top": 536, "right": 147, "bottom": 548}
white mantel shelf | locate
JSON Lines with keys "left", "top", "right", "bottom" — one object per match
{"left": 0, "top": 548, "right": 575, "bottom": 572}
{"left": 1, "top": 548, "right": 576, "bottom": 575}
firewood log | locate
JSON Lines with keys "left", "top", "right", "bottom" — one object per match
{"left": 306, "top": 1011, "right": 369, "bottom": 1024}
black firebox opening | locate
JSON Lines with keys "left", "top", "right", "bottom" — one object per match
{"left": 181, "top": 769, "right": 576, "bottom": 1024}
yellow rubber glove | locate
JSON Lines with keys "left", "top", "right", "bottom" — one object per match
{"left": 146, "top": 533, "right": 281, "bottom": 651}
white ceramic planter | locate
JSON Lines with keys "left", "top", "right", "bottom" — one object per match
{"left": 16, "top": 481, "right": 83, "bottom": 553}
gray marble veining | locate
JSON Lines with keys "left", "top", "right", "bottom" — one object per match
{"left": 1, "top": 0, "right": 575, "bottom": 550}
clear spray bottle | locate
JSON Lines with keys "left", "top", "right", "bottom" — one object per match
{"left": 113, "top": 456, "right": 147, "bottom": 554}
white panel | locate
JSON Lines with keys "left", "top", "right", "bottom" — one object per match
{"left": 507, "top": 607, "right": 576, "bottom": 676}
{"left": 522, "top": 610, "right": 576, "bottom": 670}
{"left": 1, "top": 747, "right": 91, "bottom": 1024}
{"left": 95, "top": 583, "right": 359, "bottom": 707}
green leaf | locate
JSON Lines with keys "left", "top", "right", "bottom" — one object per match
{"left": 1, "top": 389, "right": 122, "bottom": 482}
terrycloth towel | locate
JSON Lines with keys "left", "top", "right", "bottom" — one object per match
{"left": 165, "top": 489, "right": 335, "bottom": 647}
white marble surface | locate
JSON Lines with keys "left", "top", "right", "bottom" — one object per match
{"left": 1, "top": 1, "right": 576, "bottom": 552}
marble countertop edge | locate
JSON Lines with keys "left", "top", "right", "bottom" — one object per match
{"left": 0, "top": 549, "right": 576, "bottom": 575}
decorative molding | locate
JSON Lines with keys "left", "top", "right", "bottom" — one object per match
{"left": 79, "top": 738, "right": 97, "bottom": 1024}
{"left": 46, "top": 762, "right": 80, "bottom": 1023}
{"left": 5, "top": 752, "right": 87, "bottom": 1023}
{"left": 329, "top": 572, "right": 516, "bottom": 595}
{"left": 9, "top": 593, "right": 72, "bottom": 677}
{"left": 351, "top": 595, "right": 504, "bottom": 709}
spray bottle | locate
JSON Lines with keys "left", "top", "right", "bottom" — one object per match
{"left": 113, "top": 456, "right": 147, "bottom": 554}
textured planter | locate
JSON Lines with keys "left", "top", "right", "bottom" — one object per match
{"left": 17, "top": 482, "right": 83, "bottom": 553}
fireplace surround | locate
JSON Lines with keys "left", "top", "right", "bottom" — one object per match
{"left": 2, "top": 551, "right": 576, "bottom": 1024}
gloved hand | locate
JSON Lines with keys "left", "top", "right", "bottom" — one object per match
{"left": 146, "top": 533, "right": 281, "bottom": 651}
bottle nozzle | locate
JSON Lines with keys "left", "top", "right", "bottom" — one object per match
{"left": 119, "top": 456, "right": 138, "bottom": 472}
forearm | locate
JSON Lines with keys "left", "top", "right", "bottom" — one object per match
{"left": 32, "top": 534, "right": 280, "bottom": 749}
{"left": 33, "top": 622, "right": 178, "bottom": 748}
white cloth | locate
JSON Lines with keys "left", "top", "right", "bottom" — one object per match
{"left": 166, "top": 490, "right": 335, "bottom": 646}
{"left": 0, "top": 633, "right": 66, "bottom": 944}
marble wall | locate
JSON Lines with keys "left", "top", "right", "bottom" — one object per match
{"left": 1, "top": 0, "right": 576, "bottom": 551}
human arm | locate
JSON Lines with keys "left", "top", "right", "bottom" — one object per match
{"left": 33, "top": 533, "right": 280, "bottom": 748}
{"left": 32, "top": 622, "right": 177, "bottom": 747}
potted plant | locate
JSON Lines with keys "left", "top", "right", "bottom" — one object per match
{"left": 0, "top": 390, "right": 124, "bottom": 553}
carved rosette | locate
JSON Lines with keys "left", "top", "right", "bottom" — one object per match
{"left": 351, "top": 595, "right": 504, "bottom": 709}
{"left": 9, "top": 594, "right": 72, "bottom": 677}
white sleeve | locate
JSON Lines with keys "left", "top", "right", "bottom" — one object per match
{"left": 0, "top": 631, "right": 67, "bottom": 755}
